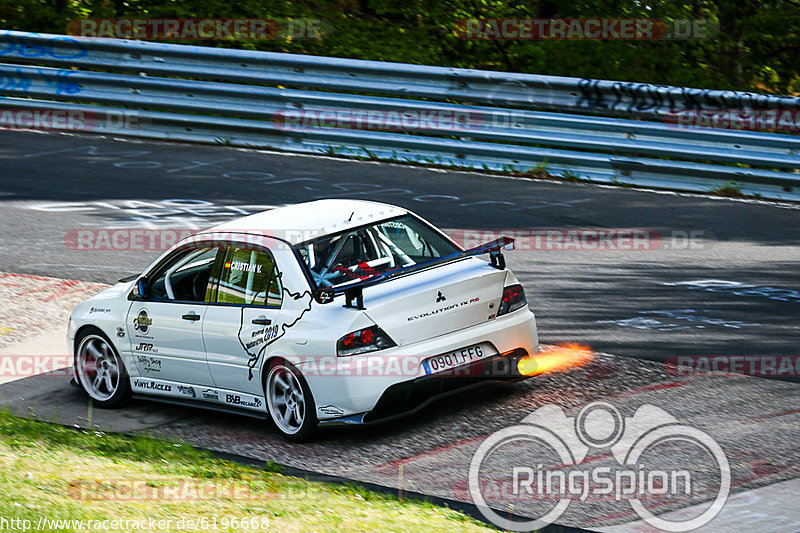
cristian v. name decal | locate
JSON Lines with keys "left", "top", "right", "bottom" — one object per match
{"left": 227, "top": 260, "right": 262, "bottom": 273}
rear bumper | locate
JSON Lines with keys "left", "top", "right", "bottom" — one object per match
{"left": 300, "top": 306, "right": 538, "bottom": 421}
{"left": 319, "top": 348, "right": 529, "bottom": 426}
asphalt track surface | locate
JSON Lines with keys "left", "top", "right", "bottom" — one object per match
{"left": 1, "top": 130, "right": 799, "bottom": 366}
{"left": 1, "top": 130, "right": 800, "bottom": 530}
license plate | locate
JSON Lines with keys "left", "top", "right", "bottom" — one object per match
{"left": 422, "top": 344, "right": 486, "bottom": 375}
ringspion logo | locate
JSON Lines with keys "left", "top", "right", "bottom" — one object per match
{"left": 469, "top": 401, "right": 729, "bottom": 531}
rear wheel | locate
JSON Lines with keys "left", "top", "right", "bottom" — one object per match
{"left": 74, "top": 328, "right": 131, "bottom": 408}
{"left": 265, "top": 360, "right": 317, "bottom": 442}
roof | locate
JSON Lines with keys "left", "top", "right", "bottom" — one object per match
{"left": 203, "top": 199, "right": 407, "bottom": 244}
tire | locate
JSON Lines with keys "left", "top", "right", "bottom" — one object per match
{"left": 74, "top": 327, "right": 131, "bottom": 408}
{"left": 264, "top": 359, "right": 317, "bottom": 442}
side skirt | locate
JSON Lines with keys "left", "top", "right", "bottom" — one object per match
{"left": 129, "top": 376, "right": 267, "bottom": 415}
{"left": 131, "top": 394, "right": 268, "bottom": 420}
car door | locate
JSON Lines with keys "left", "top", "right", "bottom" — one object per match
{"left": 203, "top": 243, "right": 284, "bottom": 396}
{"left": 127, "top": 245, "right": 221, "bottom": 389}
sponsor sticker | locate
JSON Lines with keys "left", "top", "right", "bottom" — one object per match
{"left": 201, "top": 389, "right": 220, "bottom": 401}
{"left": 177, "top": 385, "right": 196, "bottom": 398}
{"left": 132, "top": 309, "right": 152, "bottom": 335}
{"left": 132, "top": 379, "right": 172, "bottom": 392}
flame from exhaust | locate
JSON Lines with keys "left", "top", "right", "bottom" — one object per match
{"left": 517, "top": 343, "right": 593, "bottom": 376}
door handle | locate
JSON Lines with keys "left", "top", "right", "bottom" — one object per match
{"left": 181, "top": 312, "right": 201, "bottom": 322}
{"left": 252, "top": 316, "right": 272, "bottom": 326}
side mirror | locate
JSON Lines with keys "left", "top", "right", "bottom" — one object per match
{"left": 135, "top": 277, "right": 150, "bottom": 299}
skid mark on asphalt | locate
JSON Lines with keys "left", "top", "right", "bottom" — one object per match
{"left": 747, "top": 406, "right": 800, "bottom": 422}
{"left": 365, "top": 372, "right": 798, "bottom": 529}
{"left": 25, "top": 199, "right": 278, "bottom": 229}
{"left": 662, "top": 279, "right": 800, "bottom": 303}
{"left": 597, "top": 309, "right": 761, "bottom": 331}
{"left": 599, "top": 477, "right": 800, "bottom": 533}
{"left": 370, "top": 378, "right": 692, "bottom": 475}
{"left": 0, "top": 272, "right": 108, "bottom": 349}
{"left": 371, "top": 434, "right": 487, "bottom": 474}
{"left": 368, "top": 375, "right": 737, "bottom": 477}
{"left": 589, "top": 470, "right": 800, "bottom": 528}
{"left": 0, "top": 273, "right": 106, "bottom": 302}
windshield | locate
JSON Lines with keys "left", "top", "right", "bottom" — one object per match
{"left": 295, "top": 214, "right": 459, "bottom": 288}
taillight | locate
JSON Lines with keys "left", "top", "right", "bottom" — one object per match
{"left": 497, "top": 284, "right": 527, "bottom": 317}
{"left": 337, "top": 325, "right": 396, "bottom": 356}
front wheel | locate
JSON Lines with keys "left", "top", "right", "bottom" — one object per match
{"left": 264, "top": 360, "right": 317, "bottom": 442}
{"left": 74, "top": 327, "right": 131, "bottom": 408}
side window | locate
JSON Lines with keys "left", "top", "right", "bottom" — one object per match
{"left": 216, "top": 247, "right": 283, "bottom": 307}
{"left": 149, "top": 247, "right": 219, "bottom": 302}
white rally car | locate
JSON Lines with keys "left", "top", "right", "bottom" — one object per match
{"left": 69, "top": 199, "right": 538, "bottom": 440}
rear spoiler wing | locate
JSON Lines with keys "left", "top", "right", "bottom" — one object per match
{"left": 312, "top": 236, "right": 514, "bottom": 310}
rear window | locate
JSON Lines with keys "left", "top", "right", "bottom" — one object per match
{"left": 294, "top": 215, "right": 458, "bottom": 288}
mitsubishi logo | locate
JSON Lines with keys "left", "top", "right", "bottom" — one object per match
{"left": 436, "top": 291, "right": 446, "bottom": 303}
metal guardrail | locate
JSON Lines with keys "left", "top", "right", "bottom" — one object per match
{"left": 1, "top": 30, "right": 799, "bottom": 200}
